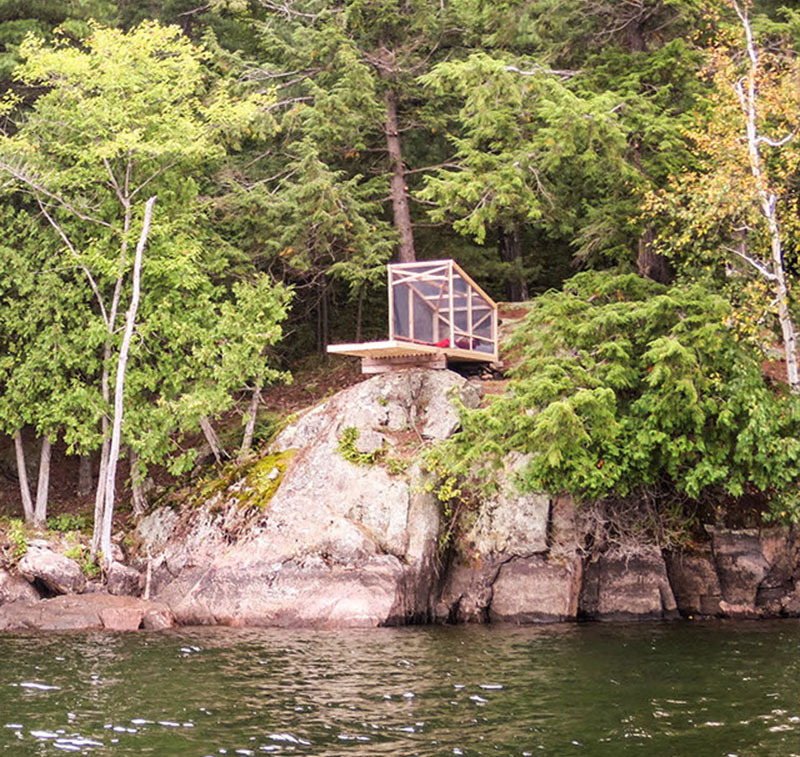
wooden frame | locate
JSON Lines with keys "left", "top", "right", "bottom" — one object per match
{"left": 328, "top": 259, "right": 499, "bottom": 371}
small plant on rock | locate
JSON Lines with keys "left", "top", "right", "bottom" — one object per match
{"left": 63, "top": 544, "right": 101, "bottom": 579}
{"left": 7, "top": 518, "right": 28, "bottom": 560}
{"left": 337, "top": 427, "right": 384, "bottom": 465}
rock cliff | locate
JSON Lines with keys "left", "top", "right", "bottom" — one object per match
{"left": 1, "top": 367, "right": 798, "bottom": 629}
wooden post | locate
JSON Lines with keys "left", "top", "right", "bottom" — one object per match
{"left": 388, "top": 266, "right": 395, "bottom": 339}
{"left": 492, "top": 307, "right": 498, "bottom": 361}
{"left": 467, "top": 289, "right": 473, "bottom": 351}
{"left": 408, "top": 281, "right": 414, "bottom": 341}
{"left": 448, "top": 261, "right": 455, "bottom": 348}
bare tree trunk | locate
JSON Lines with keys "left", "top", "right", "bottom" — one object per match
{"left": 100, "top": 195, "right": 157, "bottom": 567}
{"left": 315, "top": 277, "right": 331, "bottom": 358}
{"left": 33, "top": 436, "right": 51, "bottom": 527}
{"left": 199, "top": 416, "right": 225, "bottom": 465}
{"left": 129, "top": 447, "right": 147, "bottom": 518}
{"left": 625, "top": 19, "right": 646, "bottom": 53}
{"left": 13, "top": 430, "right": 34, "bottom": 524}
{"left": 92, "top": 163, "right": 134, "bottom": 559}
{"left": 238, "top": 385, "right": 262, "bottom": 463}
{"left": 498, "top": 224, "right": 529, "bottom": 301}
{"left": 636, "top": 228, "right": 671, "bottom": 284}
{"left": 385, "top": 88, "right": 415, "bottom": 263}
{"left": 321, "top": 280, "right": 329, "bottom": 361}
{"left": 768, "top": 216, "right": 798, "bottom": 386}
{"left": 78, "top": 454, "right": 92, "bottom": 496}
{"left": 355, "top": 285, "right": 365, "bottom": 342}
{"left": 91, "top": 432, "right": 109, "bottom": 558}
{"left": 733, "top": 1, "right": 799, "bottom": 389}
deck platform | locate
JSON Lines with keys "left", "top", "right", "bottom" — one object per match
{"left": 327, "top": 340, "right": 491, "bottom": 374}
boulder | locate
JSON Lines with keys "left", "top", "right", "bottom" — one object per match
{"left": 142, "top": 604, "right": 175, "bottom": 630}
{"left": 711, "top": 529, "right": 769, "bottom": 609}
{"left": 106, "top": 561, "right": 142, "bottom": 597}
{"left": 580, "top": 550, "right": 678, "bottom": 621}
{"left": 0, "top": 593, "right": 173, "bottom": 631}
{"left": 489, "top": 555, "right": 582, "bottom": 623}
{"left": 18, "top": 547, "right": 86, "bottom": 595}
{"left": 137, "top": 370, "right": 468, "bottom": 628}
{"left": 99, "top": 606, "right": 145, "bottom": 631}
{"left": 0, "top": 568, "right": 40, "bottom": 605}
{"left": 664, "top": 547, "right": 722, "bottom": 617}
{"left": 755, "top": 528, "right": 799, "bottom": 616}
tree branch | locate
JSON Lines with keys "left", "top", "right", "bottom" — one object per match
{"left": 35, "top": 195, "right": 110, "bottom": 327}
{"left": 0, "top": 160, "right": 115, "bottom": 230}
{"left": 722, "top": 245, "right": 777, "bottom": 281}
{"left": 505, "top": 64, "right": 582, "bottom": 80}
{"left": 757, "top": 130, "right": 797, "bottom": 148}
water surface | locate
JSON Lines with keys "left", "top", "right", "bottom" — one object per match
{"left": 1, "top": 621, "right": 798, "bottom": 755}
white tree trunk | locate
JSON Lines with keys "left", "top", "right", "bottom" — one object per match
{"left": 33, "top": 435, "right": 52, "bottom": 527}
{"left": 91, "top": 424, "right": 110, "bottom": 558}
{"left": 100, "top": 195, "right": 157, "bottom": 567}
{"left": 733, "top": 1, "right": 799, "bottom": 389}
{"left": 238, "top": 385, "right": 262, "bottom": 463}
{"left": 13, "top": 430, "right": 34, "bottom": 524}
{"left": 129, "top": 447, "right": 148, "bottom": 518}
{"left": 92, "top": 182, "right": 132, "bottom": 557}
{"left": 200, "top": 416, "right": 225, "bottom": 465}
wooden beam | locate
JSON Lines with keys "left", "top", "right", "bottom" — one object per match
{"left": 362, "top": 353, "right": 447, "bottom": 374}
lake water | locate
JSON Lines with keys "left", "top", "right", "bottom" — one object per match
{"left": 0, "top": 621, "right": 798, "bottom": 756}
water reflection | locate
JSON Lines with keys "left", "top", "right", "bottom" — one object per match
{"left": 0, "top": 622, "right": 798, "bottom": 755}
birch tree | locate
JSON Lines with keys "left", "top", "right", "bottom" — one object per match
{"left": 645, "top": 1, "right": 800, "bottom": 388}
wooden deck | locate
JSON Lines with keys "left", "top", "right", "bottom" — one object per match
{"left": 327, "top": 339, "right": 496, "bottom": 373}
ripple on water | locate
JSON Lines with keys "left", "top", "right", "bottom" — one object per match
{"left": 0, "top": 622, "right": 798, "bottom": 755}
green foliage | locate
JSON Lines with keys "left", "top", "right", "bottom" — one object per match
{"left": 0, "top": 21, "right": 291, "bottom": 486}
{"left": 384, "top": 456, "right": 409, "bottom": 476}
{"left": 62, "top": 543, "right": 100, "bottom": 578}
{"left": 46, "top": 513, "right": 91, "bottom": 534}
{"left": 421, "top": 459, "right": 476, "bottom": 555}
{"left": 436, "top": 271, "right": 800, "bottom": 521}
{"left": 336, "top": 426, "right": 383, "bottom": 465}
{"left": 419, "top": 53, "right": 632, "bottom": 248}
{"left": 6, "top": 517, "right": 28, "bottom": 559}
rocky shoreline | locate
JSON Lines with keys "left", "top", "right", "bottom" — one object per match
{"left": 1, "top": 369, "right": 797, "bottom": 631}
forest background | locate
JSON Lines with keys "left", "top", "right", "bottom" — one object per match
{"left": 0, "top": 0, "right": 799, "bottom": 564}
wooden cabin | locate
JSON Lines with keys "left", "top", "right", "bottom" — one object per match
{"left": 328, "top": 259, "right": 499, "bottom": 373}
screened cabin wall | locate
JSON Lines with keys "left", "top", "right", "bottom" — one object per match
{"left": 388, "top": 261, "right": 497, "bottom": 360}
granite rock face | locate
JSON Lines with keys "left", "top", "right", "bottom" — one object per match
{"left": 120, "top": 370, "right": 800, "bottom": 628}
{"left": 664, "top": 548, "right": 722, "bottom": 617}
{"left": 435, "top": 490, "right": 579, "bottom": 625}
{"left": 489, "top": 556, "right": 583, "bottom": 623}
{"left": 0, "top": 568, "right": 41, "bottom": 605}
{"left": 136, "top": 370, "right": 473, "bottom": 628}
{"left": 579, "top": 550, "right": 678, "bottom": 621}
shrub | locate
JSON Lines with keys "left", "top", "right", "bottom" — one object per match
{"left": 434, "top": 271, "right": 800, "bottom": 523}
